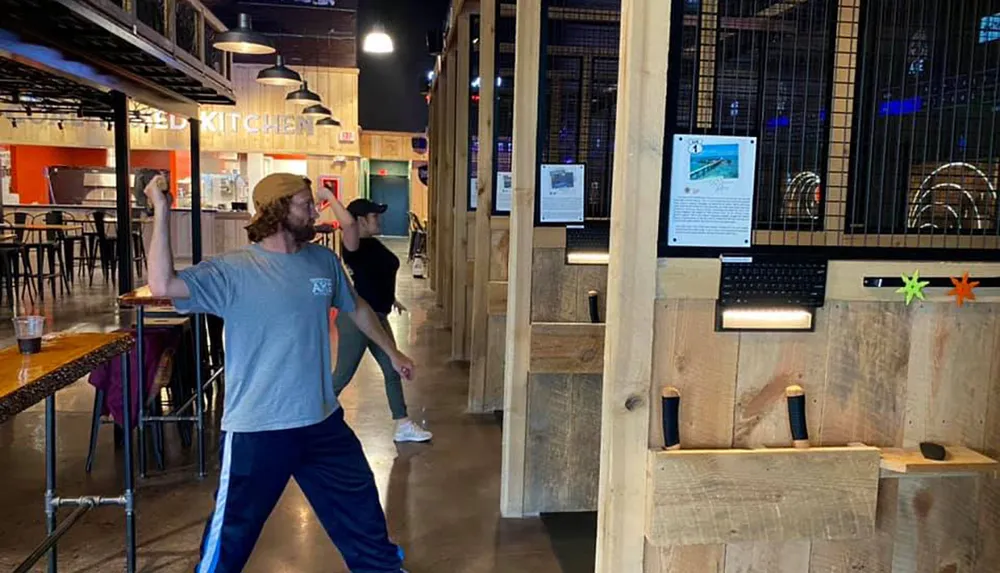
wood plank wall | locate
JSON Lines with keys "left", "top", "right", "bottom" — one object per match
{"left": 645, "top": 261, "right": 1000, "bottom": 573}
{"left": 0, "top": 65, "right": 361, "bottom": 157}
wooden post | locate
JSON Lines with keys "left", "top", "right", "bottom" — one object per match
{"left": 595, "top": 0, "right": 671, "bottom": 570}
{"left": 500, "top": 0, "right": 541, "bottom": 519}
{"left": 469, "top": 0, "right": 497, "bottom": 410}
{"left": 452, "top": 14, "right": 472, "bottom": 360}
{"left": 442, "top": 48, "right": 457, "bottom": 322}
{"left": 427, "top": 84, "right": 438, "bottom": 289}
{"left": 434, "top": 64, "right": 448, "bottom": 300}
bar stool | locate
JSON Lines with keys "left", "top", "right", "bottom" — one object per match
{"left": 87, "top": 211, "right": 118, "bottom": 286}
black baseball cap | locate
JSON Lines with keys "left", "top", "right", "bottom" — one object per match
{"left": 347, "top": 198, "right": 388, "bottom": 218}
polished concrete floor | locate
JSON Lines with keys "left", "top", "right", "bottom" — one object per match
{"left": 0, "top": 240, "right": 597, "bottom": 572}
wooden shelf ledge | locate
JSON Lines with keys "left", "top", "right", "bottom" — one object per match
{"left": 645, "top": 446, "right": 880, "bottom": 547}
{"left": 879, "top": 446, "right": 999, "bottom": 478}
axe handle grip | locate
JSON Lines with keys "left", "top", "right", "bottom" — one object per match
{"left": 786, "top": 385, "right": 809, "bottom": 449}
{"left": 662, "top": 386, "right": 681, "bottom": 450}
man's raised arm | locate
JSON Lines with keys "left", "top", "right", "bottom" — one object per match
{"left": 144, "top": 175, "right": 191, "bottom": 299}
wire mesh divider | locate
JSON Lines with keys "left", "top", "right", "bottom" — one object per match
{"left": 536, "top": 0, "right": 622, "bottom": 223}
{"left": 659, "top": 0, "right": 1000, "bottom": 258}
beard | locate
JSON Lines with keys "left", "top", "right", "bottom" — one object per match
{"left": 285, "top": 217, "right": 316, "bottom": 243}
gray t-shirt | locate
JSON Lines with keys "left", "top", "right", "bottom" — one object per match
{"left": 173, "top": 243, "right": 356, "bottom": 433}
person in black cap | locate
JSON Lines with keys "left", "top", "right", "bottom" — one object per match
{"left": 331, "top": 198, "right": 432, "bottom": 442}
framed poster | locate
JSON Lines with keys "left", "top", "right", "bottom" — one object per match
{"left": 666, "top": 135, "right": 757, "bottom": 248}
{"left": 539, "top": 163, "right": 585, "bottom": 223}
{"left": 495, "top": 171, "right": 513, "bottom": 213}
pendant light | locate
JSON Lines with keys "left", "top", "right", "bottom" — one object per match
{"left": 213, "top": 14, "right": 275, "bottom": 55}
{"left": 302, "top": 104, "right": 332, "bottom": 119}
{"left": 257, "top": 55, "right": 302, "bottom": 87}
{"left": 286, "top": 81, "right": 322, "bottom": 106}
{"left": 362, "top": 29, "right": 394, "bottom": 54}
{"left": 316, "top": 117, "right": 341, "bottom": 127}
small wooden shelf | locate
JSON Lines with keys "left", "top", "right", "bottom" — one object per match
{"left": 879, "top": 446, "right": 999, "bottom": 478}
{"left": 645, "top": 446, "right": 880, "bottom": 547}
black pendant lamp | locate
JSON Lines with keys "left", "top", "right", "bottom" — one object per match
{"left": 302, "top": 104, "right": 332, "bottom": 119}
{"left": 257, "top": 55, "right": 302, "bottom": 87}
{"left": 316, "top": 117, "right": 341, "bottom": 127}
{"left": 286, "top": 81, "right": 322, "bottom": 106}
{"left": 213, "top": 14, "right": 275, "bottom": 55}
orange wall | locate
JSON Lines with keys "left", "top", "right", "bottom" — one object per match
{"left": 10, "top": 145, "right": 107, "bottom": 204}
{"left": 9, "top": 146, "right": 193, "bottom": 204}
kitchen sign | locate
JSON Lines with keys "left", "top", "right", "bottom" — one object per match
{"left": 150, "top": 111, "right": 316, "bottom": 136}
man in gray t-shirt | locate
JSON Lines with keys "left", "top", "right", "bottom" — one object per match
{"left": 143, "top": 173, "right": 413, "bottom": 573}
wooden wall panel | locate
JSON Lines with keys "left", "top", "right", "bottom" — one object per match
{"left": 530, "top": 248, "right": 608, "bottom": 322}
{"left": 733, "top": 325, "right": 830, "bottom": 449}
{"left": 524, "top": 373, "right": 602, "bottom": 514}
{"left": 484, "top": 314, "right": 507, "bottom": 412}
{"left": 650, "top": 299, "right": 739, "bottom": 449}
{"left": 530, "top": 323, "right": 605, "bottom": 374}
{"left": 490, "top": 227, "right": 511, "bottom": 281}
{"left": 360, "top": 130, "right": 427, "bottom": 162}
{"left": 647, "top": 297, "right": 1000, "bottom": 573}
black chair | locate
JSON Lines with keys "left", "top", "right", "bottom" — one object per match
{"left": 87, "top": 211, "right": 118, "bottom": 286}
{"left": 130, "top": 208, "right": 148, "bottom": 279}
{"left": 1, "top": 214, "right": 37, "bottom": 305}
{"left": 52, "top": 211, "right": 87, "bottom": 285}
{"left": 15, "top": 212, "right": 67, "bottom": 300}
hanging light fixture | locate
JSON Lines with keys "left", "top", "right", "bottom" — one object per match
{"left": 257, "top": 55, "right": 302, "bottom": 87}
{"left": 363, "top": 29, "right": 394, "bottom": 54}
{"left": 316, "top": 117, "right": 341, "bottom": 128}
{"left": 213, "top": 14, "right": 275, "bottom": 55}
{"left": 302, "top": 104, "right": 332, "bottom": 119}
{"left": 286, "top": 81, "right": 322, "bottom": 106}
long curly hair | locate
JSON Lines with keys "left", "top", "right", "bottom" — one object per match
{"left": 245, "top": 196, "right": 293, "bottom": 243}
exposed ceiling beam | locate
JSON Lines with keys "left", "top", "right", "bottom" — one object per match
{"left": 0, "top": 28, "right": 200, "bottom": 117}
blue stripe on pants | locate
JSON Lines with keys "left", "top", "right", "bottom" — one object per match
{"left": 194, "top": 409, "right": 403, "bottom": 572}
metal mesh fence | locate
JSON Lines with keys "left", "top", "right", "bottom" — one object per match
{"left": 494, "top": 1, "right": 517, "bottom": 213}
{"left": 537, "top": 0, "right": 621, "bottom": 221}
{"left": 847, "top": 0, "right": 1000, "bottom": 250}
{"left": 660, "top": 0, "right": 1000, "bottom": 257}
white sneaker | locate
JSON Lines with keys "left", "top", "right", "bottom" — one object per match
{"left": 394, "top": 419, "right": 432, "bottom": 443}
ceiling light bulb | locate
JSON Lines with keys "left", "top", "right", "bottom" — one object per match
{"left": 363, "top": 30, "right": 394, "bottom": 54}
{"left": 213, "top": 14, "right": 275, "bottom": 55}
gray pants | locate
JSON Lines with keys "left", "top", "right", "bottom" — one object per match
{"left": 332, "top": 311, "right": 408, "bottom": 420}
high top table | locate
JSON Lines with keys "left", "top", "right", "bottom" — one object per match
{"left": 0, "top": 331, "right": 137, "bottom": 573}
{"left": 120, "top": 286, "right": 218, "bottom": 479}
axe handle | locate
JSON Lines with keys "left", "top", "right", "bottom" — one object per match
{"left": 662, "top": 386, "right": 681, "bottom": 451}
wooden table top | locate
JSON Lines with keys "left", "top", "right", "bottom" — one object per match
{"left": 0, "top": 332, "right": 135, "bottom": 424}
{"left": 119, "top": 285, "right": 176, "bottom": 308}
{"left": 1, "top": 223, "right": 84, "bottom": 232}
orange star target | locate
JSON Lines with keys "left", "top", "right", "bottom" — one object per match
{"left": 948, "top": 272, "right": 979, "bottom": 307}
